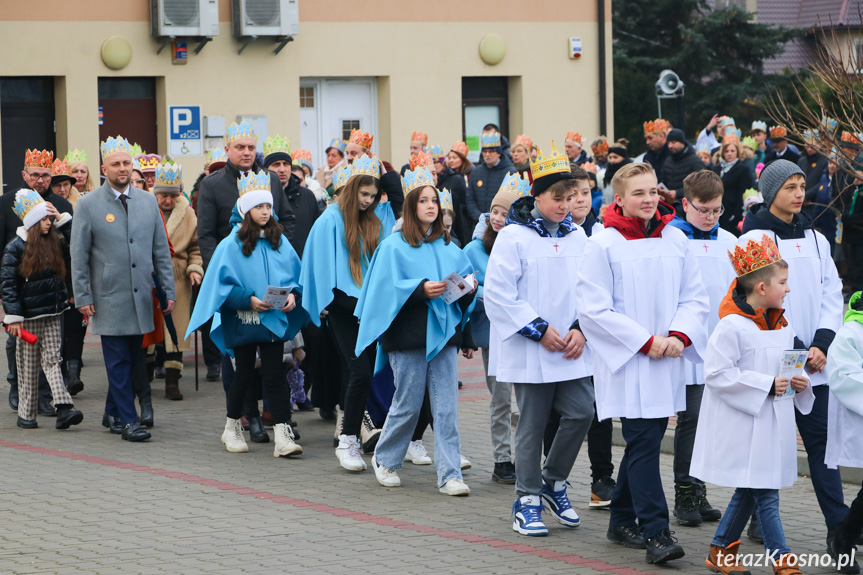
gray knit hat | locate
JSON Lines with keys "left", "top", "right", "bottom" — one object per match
{"left": 758, "top": 159, "right": 805, "bottom": 207}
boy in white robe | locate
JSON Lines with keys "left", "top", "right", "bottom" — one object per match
{"left": 739, "top": 159, "right": 847, "bottom": 547}
{"left": 825, "top": 291, "right": 863, "bottom": 573}
{"left": 666, "top": 171, "right": 736, "bottom": 527}
{"left": 694, "top": 234, "right": 813, "bottom": 575}
{"left": 485, "top": 143, "right": 596, "bottom": 537}
{"left": 576, "top": 162, "right": 708, "bottom": 565}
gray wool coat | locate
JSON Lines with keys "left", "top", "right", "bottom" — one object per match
{"left": 71, "top": 183, "right": 175, "bottom": 336}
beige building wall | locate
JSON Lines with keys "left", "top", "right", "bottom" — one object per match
{"left": 0, "top": 0, "right": 613, "bottom": 185}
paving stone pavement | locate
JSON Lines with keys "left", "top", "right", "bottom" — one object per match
{"left": 0, "top": 337, "right": 859, "bottom": 575}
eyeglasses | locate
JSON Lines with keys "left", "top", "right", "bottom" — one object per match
{"left": 26, "top": 172, "right": 52, "bottom": 181}
{"left": 133, "top": 179, "right": 146, "bottom": 186}
{"left": 689, "top": 202, "right": 725, "bottom": 217}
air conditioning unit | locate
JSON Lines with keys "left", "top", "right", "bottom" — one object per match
{"left": 151, "top": 0, "right": 220, "bottom": 38}
{"left": 233, "top": 0, "right": 299, "bottom": 38}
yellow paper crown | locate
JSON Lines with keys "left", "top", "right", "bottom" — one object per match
{"left": 136, "top": 154, "right": 162, "bottom": 172}
{"left": 728, "top": 234, "right": 783, "bottom": 277}
{"left": 530, "top": 141, "right": 570, "bottom": 182}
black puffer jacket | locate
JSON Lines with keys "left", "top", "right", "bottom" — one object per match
{"left": 1, "top": 222, "right": 72, "bottom": 322}
{"left": 466, "top": 155, "right": 515, "bottom": 223}
{"left": 437, "top": 166, "right": 472, "bottom": 246}
{"left": 712, "top": 161, "right": 754, "bottom": 236}
{"left": 661, "top": 144, "right": 705, "bottom": 199}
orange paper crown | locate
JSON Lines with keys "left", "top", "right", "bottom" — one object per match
{"left": 409, "top": 151, "right": 435, "bottom": 170}
{"left": 581, "top": 161, "right": 597, "bottom": 174}
{"left": 723, "top": 132, "right": 740, "bottom": 146}
{"left": 349, "top": 129, "right": 374, "bottom": 150}
{"left": 410, "top": 130, "right": 428, "bottom": 145}
{"left": 728, "top": 234, "right": 783, "bottom": 277}
{"left": 451, "top": 141, "right": 469, "bottom": 157}
{"left": 769, "top": 125, "right": 787, "bottom": 138}
{"left": 841, "top": 131, "right": 861, "bottom": 145}
{"left": 51, "top": 158, "right": 71, "bottom": 177}
{"left": 565, "top": 131, "right": 584, "bottom": 146}
{"left": 513, "top": 134, "right": 533, "bottom": 150}
{"left": 591, "top": 140, "right": 609, "bottom": 156}
{"left": 24, "top": 149, "right": 54, "bottom": 169}
{"left": 643, "top": 119, "right": 671, "bottom": 135}
{"left": 292, "top": 148, "right": 312, "bottom": 162}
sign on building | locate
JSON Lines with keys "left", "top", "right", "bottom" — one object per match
{"left": 169, "top": 106, "right": 202, "bottom": 156}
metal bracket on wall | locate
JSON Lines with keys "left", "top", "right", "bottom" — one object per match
{"left": 194, "top": 37, "right": 212, "bottom": 55}
{"left": 274, "top": 36, "right": 294, "bottom": 55}
{"left": 156, "top": 39, "right": 170, "bottom": 55}
{"left": 237, "top": 37, "right": 254, "bottom": 55}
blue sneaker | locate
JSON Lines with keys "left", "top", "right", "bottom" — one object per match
{"left": 512, "top": 496, "right": 548, "bottom": 536}
{"left": 540, "top": 480, "right": 580, "bottom": 528}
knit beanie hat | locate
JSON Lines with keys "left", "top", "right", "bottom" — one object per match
{"left": 758, "top": 159, "right": 805, "bottom": 207}
{"left": 666, "top": 128, "right": 686, "bottom": 144}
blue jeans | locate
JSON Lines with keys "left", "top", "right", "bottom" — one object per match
{"left": 374, "top": 347, "right": 461, "bottom": 487}
{"left": 713, "top": 488, "right": 790, "bottom": 555}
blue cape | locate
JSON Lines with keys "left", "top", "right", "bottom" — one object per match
{"left": 462, "top": 238, "right": 490, "bottom": 348}
{"left": 186, "top": 205, "right": 308, "bottom": 353}
{"left": 299, "top": 204, "right": 392, "bottom": 325}
{"left": 353, "top": 232, "right": 476, "bottom": 368}
{"left": 375, "top": 201, "right": 396, "bottom": 237}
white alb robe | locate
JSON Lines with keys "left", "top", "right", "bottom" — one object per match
{"left": 576, "top": 225, "right": 709, "bottom": 420}
{"left": 738, "top": 228, "right": 843, "bottom": 386}
{"left": 826, "top": 321, "right": 863, "bottom": 469}
{"left": 690, "top": 313, "right": 814, "bottom": 489}
{"left": 485, "top": 224, "right": 592, "bottom": 384}
{"left": 683, "top": 229, "right": 737, "bottom": 386}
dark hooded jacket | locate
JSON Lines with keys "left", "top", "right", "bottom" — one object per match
{"left": 466, "top": 155, "right": 515, "bottom": 223}
{"left": 282, "top": 173, "right": 320, "bottom": 258}
{"left": 661, "top": 144, "right": 706, "bottom": 199}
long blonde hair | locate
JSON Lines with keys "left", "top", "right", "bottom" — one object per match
{"left": 69, "top": 161, "right": 94, "bottom": 192}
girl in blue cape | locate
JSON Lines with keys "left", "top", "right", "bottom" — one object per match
{"left": 186, "top": 171, "right": 307, "bottom": 459}
{"left": 299, "top": 154, "right": 391, "bottom": 473}
{"left": 354, "top": 167, "right": 478, "bottom": 496}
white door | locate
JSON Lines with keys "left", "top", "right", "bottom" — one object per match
{"left": 299, "top": 81, "right": 321, "bottom": 167}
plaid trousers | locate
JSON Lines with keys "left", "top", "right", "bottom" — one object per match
{"left": 17, "top": 315, "right": 72, "bottom": 420}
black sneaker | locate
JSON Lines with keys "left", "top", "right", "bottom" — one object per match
{"left": 590, "top": 476, "right": 615, "bottom": 508}
{"left": 492, "top": 461, "right": 516, "bottom": 484}
{"left": 673, "top": 485, "right": 703, "bottom": 527}
{"left": 747, "top": 512, "right": 763, "bottom": 543}
{"left": 607, "top": 523, "right": 646, "bottom": 549}
{"left": 645, "top": 528, "right": 685, "bottom": 564}
{"left": 696, "top": 484, "right": 722, "bottom": 522}
{"left": 205, "top": 363, "right": 221, "bottom": 381}
{"left": 828, "top": 526, "right": 861, "bottom": 574}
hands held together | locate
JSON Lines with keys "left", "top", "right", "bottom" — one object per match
{"left": 647, "top": 335, "right": 685, "bottom": 359}
{"left": 540, "top": 327, "right": 586, "bottom": 360}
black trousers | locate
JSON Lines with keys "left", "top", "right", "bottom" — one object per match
{"left": 844, "top": 483, "right": 863, "bottom": 536}
{"left": 328, "top": 306, "right": 375, "bottom": 437}
{"left": 62, "top": 307, "right": 87, "bottom": 364}
{"left": 229, "top": 342, "right": 290, "bottom": 424}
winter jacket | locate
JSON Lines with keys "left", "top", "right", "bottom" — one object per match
{"left": 0, "top": 188, "right": 73, "bottom": 252}
{"left": 282, "top": 173, "right": 320, "bottom": 258}
{"left": 466, "top": 155, "right": 516, "bottom": 223}
{"left": 712, "top": 161, "right": 754, "bottom": 236}
{"left": 196, "top": 160, "right": 295, "bottom": 269}
{"left": 1, "top": 217, "right": 73, "bottom": 323}
{"left": 437, "top": 166, "right": 472, "bottom": 246}
{"left": 798, "top": 152, "right": 830, "bottom": 207}
{"left": 644, "top": 143, "right": 670, "bottom": 176}
{"left": 380, "top": 280, "right": 475, "bottom": 353}
{"left": 765, "top": 147, "right": 800, "bottom": 166}
{"left": 603, "top": 158, "right": 633, "bottom": 188}
{"left": 661, "top": 145, "right": 706, "bottom": 199}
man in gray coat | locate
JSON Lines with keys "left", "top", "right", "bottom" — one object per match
{"left": 71, "top": 136, "right": 174, "bottom": 442}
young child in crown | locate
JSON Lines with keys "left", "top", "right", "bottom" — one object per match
{"left": 692, "top": 234, "right": 813, "bottom": 575}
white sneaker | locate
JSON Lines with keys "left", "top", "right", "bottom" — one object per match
{"left": 221, "top": 418, "right": 249, "bottom": 453}
{"left": 335, "top": 434, "right": 366, "bottom": 471}
{"left": 460, "top": 454, "right": 472, "bottom": 470}
{"left": 439, "top": 477, "right": 470, "bottom": 496}
{"left": 404, "top": 440, "right": 432, "bottom": 465}
{"left": 360, "top": 411, "right": 381, "bottom": 454}
{"left": 371, "top": 454, "right": 401, "bottom": 487}
{"left": 273, "top": 422, "right": 303, "bottom": 457}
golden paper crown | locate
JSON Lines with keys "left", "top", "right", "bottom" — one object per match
{"left": 154, "top": 159, "right": 182, "bottom": 188}
{"left": 264, "top": 135, "right": 291, "bottom": 157}
{"left": 451, "top": 141, "right": 469, "bottom": 157}
{"left": 100, "top": 136, "right": 133, "bottom": 161}
{"left": 401, "top": 167, "right": 435, "bottom": 197}
{"left": 12, "top": 189, "right": 47, "bottom": 224}
{"left": 350, "top": 154, "right": 381, "bottom": 180}
{"left": 513, "top": 134, "right": 533, "bottom": 150}
{"left": 51, "top": 158, "right": 71, "bottom": 177}
{"left": 841, "top": 131, "right": 861, "bottom": 145}
{"left": 24, "top": 149, "right": 54, "bottom": 169}
{"left": 530, "top": 141, "right": 570, "bottom": 182}
{"left": 64, "top": 149, "right": 87, "bottom": 164}
{"left": 226, "top": 121, "right": 257, "bottom": 144}
{"left": 136, "top": 154, "right": 162, "bottom": 172}
{"left": 409, "top": 151, "right": 435, "bottom": 171}
{"left": 349, "top": 129, "right": 374, "bottom": 150}
{"left": 728, "top": 234, "right": 783, "bottom": 277}
{"left": 292, "top": 148, "right": 312, "bottom": 162}
{"left": 238, "top": 171, "right": 271, "bottom": 196}
{"left": 769, "top": 125, "right": 787, "bottom": 138}
{"left": 723, "top": 132, "right": 740, "bottom": 146}
{"left": 591, "top": 139, "right": 609, "bottom": 156}
{"left": 565, "top": 131, "right": 584, "bottom": 146}
{"left": 439, "top": 188, "right": 454, "bottom": 212}
{"left": 643, "top": 119, "right": 670, "bottom": 135}
{"left": 410, "top": 130, "right": 428, "bottom": 145}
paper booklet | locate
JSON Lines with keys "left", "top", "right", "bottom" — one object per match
{"left": 441, "top": 272, "right": 476, "bottom": 305}
{"left": 263, "top": 286, "right": 291, "bottom": 309}
{"left": 775, "top": 349, "right": 808, "bottom": 399}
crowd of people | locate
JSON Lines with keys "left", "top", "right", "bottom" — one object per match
{"left": 3, "top": 114, "right": 863, "bottom": 574}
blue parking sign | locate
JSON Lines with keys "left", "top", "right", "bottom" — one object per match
{"left": 169, "top": 106, "right": 201, "bottom": 140}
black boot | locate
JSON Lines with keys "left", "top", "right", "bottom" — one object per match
{"left": 205, "top": 363, "right": 220, "bottom": 381}
{"left": 66, "top": 359, "right": 84, "bottom": 396}
{"left": 645, "top": 528, "right": 685, "bottom": 564}
{"left": 828, "top": 523, "right": 862, "bottom": 574}
{"left": 696, "top": 483, "right": 722, "bottom": 522}
{"left": 8, "top": 384, "right": 18, "bottom": 411}
{"left": 38, "top": 395, "right": 56, "bottom": 416}
{"left": 673, "top": 485, "right": 703, "bottom": 527}
{"left": 248, "top": 415, "right": 270, "bottom": 443}
{"left": 747, "top": 512, "right": 763, "bottom": 543}
{"left": 55, "top": 405, "right": 83, "bottom": 429}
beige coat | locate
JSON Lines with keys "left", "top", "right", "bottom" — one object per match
{"left": 67, "top": 188, "right": 83, "bottom": 209}
{"left": 163, "top": 195, "right": 203, "bottom": 352}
